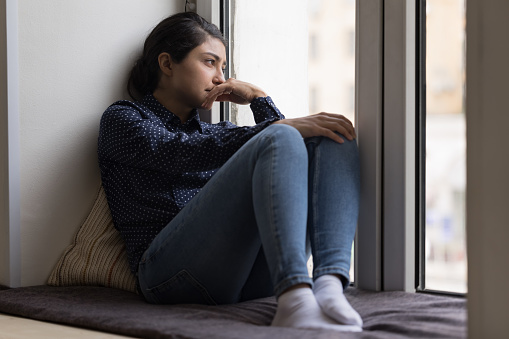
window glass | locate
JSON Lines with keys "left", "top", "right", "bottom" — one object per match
{"left": 425, "top": 0, "right": 467, "bottom": 293}
{"left": 308, "top": 0, "right": 356, "bottom": 280}
{"left": 308, "top": 0, "right": 356, "bottom": 123}
{"left": 232, "top": 0, "right": 356, "bottom": 280}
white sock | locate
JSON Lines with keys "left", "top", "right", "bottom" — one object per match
{"left": 271, "top": 287, "right": 362, "bottom": 332}
{"left": 313, "top": 275, "right": 363, "bottom": 327}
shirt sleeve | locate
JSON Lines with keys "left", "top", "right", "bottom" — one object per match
{"left": 250, "top": 96, "right": 286, "bottom": 123}
{"left": 98, "top": 99, "right": 284, "bottom": 175}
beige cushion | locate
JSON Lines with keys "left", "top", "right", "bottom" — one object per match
{"left": 47, "top": 186, "right": 137, "bottom": 293}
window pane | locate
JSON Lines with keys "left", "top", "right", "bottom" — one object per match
{"left": 425, "top": 0, "right": 467, "bottom": 293}
{"left": 308, "top": 0, "right": 356, "bottom": 281}
{"left": 308, "top": 0, "right": 356, "bottom": 122}
{"left": 231, "top": 0, "right": 356, "bottom": 281}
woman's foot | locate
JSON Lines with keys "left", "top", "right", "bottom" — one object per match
{"left": 271, "top": 286, "right": 362, "bottom": 332}
{"left": 313, "top": 275, "right": 363, "bottom": 327}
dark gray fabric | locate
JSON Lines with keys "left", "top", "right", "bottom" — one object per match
{"left": 0, "top": 285, "right": 466, "bottom": 338}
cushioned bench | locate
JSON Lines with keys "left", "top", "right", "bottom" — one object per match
{"left": 0, "top": 285, "right": 466, "bottom": 338}
{"left": 0, "top": 187, "right": 466, "bottom": 338}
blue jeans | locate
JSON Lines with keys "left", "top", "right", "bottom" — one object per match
{"left": 137, "top": 124, "right": 360, "bottom": 305}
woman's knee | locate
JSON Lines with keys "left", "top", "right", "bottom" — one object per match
{"left": 335, "top": 135, "right": 359, "bottom": 157}
{"left": 262, "top": 123, "right": 303, "bottom": 142}
{"left": 307, "top": 134, "right": 359, "bottom": 162}
{"left": 262, "top": 124, "right": 306, "bottom": 151}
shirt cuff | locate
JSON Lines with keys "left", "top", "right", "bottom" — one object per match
{"left": 250, "top": 96, "right": 285, "bottom": 124}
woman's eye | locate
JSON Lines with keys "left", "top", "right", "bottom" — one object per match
{"left": 205, "top": 59, "right": 214, "bottom": 65}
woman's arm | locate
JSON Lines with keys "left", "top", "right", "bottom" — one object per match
{"left": 202, "top": 78, "right": 285, "bottom": 123}
{"left": 273, "top": 113, "right": 356, "bottom": 144}
{"left": 201, "top": 78, "right": 267, "bottom": 109}
{"left": 201, "top": 78, "right": 354, "bottom": 143}
{"left": 98, "top": 102, "right": 277, "bottom": 174}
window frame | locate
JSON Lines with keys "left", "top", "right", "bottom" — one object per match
{"left": 380, "top": 0, "right": 417, "bottom": 292}
{"left": 355, "top": 0, "right": 418, "bottom": 293}
{"left": 354, "top": 0, "right": 384, "bottom": 291}
{"left": 355, "top": 0, "right": 419, "bottom": 292}
{"left": 415, "top": 0, "right": 467, "bottom": 297}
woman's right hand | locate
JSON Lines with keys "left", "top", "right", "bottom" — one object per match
{"left": 201, "top": 78, "right": 267, "bottom": 110}
{"left": 273, "top": 113, "right": 356, "bottom": 144}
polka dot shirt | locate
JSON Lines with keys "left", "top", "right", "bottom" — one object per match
{"left": 98, "top": 94, "right": 285, "bottom": 274}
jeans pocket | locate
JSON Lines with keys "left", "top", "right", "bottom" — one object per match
{"left": 143, "top": 270, "right": 216, "bottom": 305}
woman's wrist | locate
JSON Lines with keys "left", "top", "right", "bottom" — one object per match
{"left": 250, "top": 90, "right": 268, "bottom": 102}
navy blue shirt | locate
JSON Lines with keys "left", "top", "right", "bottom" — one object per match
{"left": 98, "top": 94, "right": 285, "bottom": 273}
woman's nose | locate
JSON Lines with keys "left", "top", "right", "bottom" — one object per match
{"left": 214, "top": 69, "right": 225, "bottom": 85}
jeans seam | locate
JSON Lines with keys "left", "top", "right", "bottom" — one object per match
{"left": 312, "top": 142, "right": 321, "bottom": 272}
{"left": 267, "top": 134, "right": 283, "bottom": 284}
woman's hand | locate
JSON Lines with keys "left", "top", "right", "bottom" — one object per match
{"left": 202, "top": 78, "right": 267, "bottom": 110}
{"left": 273, "top": 113, "right": 356, "bottom": 144}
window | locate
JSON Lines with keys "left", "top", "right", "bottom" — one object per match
{"left": 421, "top": 0, "right": 467, "bottom": 294}
{"left": 308, "top": 0, "right": 356, "bottom": 122}
{"left": 230, "top": 0, "right": 356, "bottom": 280}
{"left": 221, "top": 0, "right": 467, "bottom": 294}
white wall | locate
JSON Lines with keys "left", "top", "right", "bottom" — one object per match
{"left": 231, "top": 0, "right": 308, "bottom": 125}
{"left": 1, "top": 0, "right": 183, "bottom": 287}
{"left": 1, "top": 0, "right": 21, "bottom": 288}
{"left": 466, "top": 0, "right": 509, "bottom": 336}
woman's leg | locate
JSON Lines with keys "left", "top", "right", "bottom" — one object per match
{"left": 305, "top": 135, "right": 363, "bottom": 327}
{"left": 305, "top": 134, "right": 359, "bottom": 283}
{"left": 137, "top": 124, "right": 311, "bottom": 305}
{"left": 138, "top": 124, "right": 361, "bottom": 332}
{"left": 237, "top": 248, "right": 274, "bottom": 302}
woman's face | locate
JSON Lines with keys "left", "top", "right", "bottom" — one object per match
{"left": 168, "top": 37, "right": 226, "bottom": 110}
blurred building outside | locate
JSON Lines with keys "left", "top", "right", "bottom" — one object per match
{"left": 424, "top": 0, "right": 466, "bottom": 293}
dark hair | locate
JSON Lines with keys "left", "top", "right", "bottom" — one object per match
{"left": 127, "top": 12, "right": 226, "bottom": 101}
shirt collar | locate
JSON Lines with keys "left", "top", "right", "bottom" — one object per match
{"left": 141, "top": 94, "right": 202, "bottom": 131}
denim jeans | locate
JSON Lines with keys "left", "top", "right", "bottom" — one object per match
{"left": 137, "top": 124, "right": 360, "bottom": 305}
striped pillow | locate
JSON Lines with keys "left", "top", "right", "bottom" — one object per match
{"left": 47, "top": 186, "right": 137, "bottom": 293}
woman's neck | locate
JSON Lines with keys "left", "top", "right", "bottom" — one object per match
{"left": 152, "top": 89, "right": 193, "bottom": 124}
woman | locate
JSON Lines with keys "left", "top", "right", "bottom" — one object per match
{"left": 98, "top": 12, "right": 362, "bottom": 332}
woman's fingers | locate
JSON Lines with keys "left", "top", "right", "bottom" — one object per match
{"left": 202, "top": 84, "right": 234, "bottom": 109}
{"left": 274, "top": 113, "right": 356, "bottom": 143}
{"left": 202, "top": 79, "right": 267, "bottom": 109}
{"left": 320, "top": 127, "right": 346, "bottom": 144}
{"left": 316, "top": 114, "right": 356, "bottom": 141}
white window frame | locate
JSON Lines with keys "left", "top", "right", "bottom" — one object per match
{"left": 354, "top": 0, "right": 384, "bottom": 291}
{"left": 356, "top": 0, "right": 417, "bottom": 292}
{"left": 381, "top": 0, "right": 417, "bottom": 292}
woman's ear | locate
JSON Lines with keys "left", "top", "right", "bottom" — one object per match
{"left": 158, "top": 52, "right": 173, "bottom": 76}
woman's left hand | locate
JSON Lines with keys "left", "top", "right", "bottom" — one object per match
{"left": 201, "top": 78, "right": 267, "bottom": 110}
{"left": 273, "top": 113, "right": 356, "bottom": 144}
